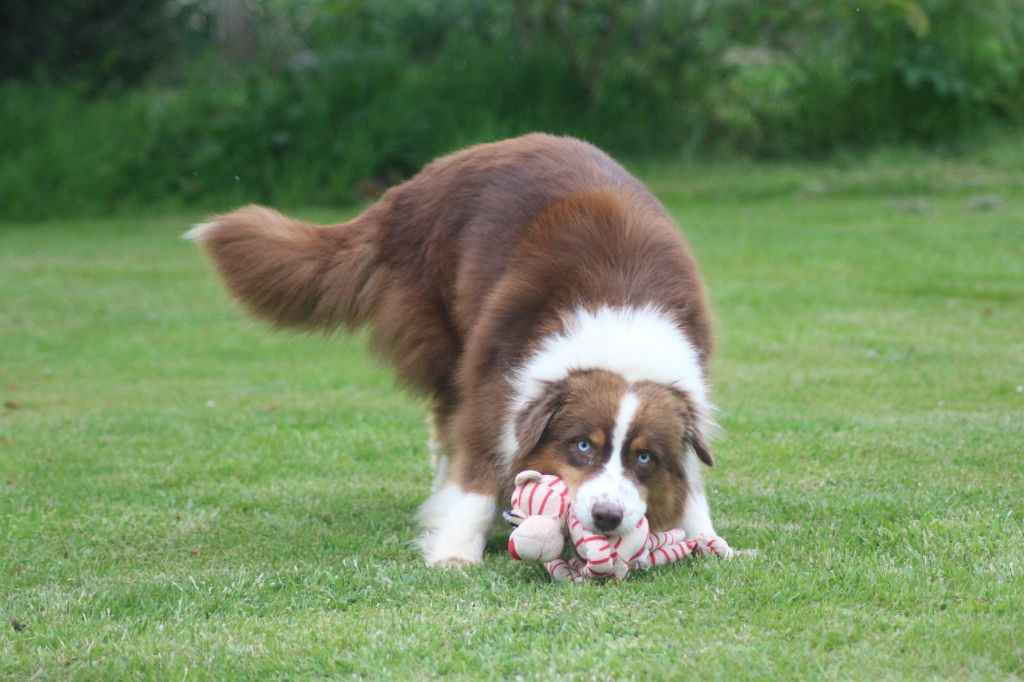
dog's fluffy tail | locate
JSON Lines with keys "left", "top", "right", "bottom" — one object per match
{"left": 184, "top": 205, "right": 382, "bottom": 331}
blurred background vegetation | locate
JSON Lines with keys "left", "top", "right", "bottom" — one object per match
{"left": 1, "top": 0, "right": 1021, "bottom": 220}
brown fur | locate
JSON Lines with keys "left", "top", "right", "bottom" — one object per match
{"left": 190, "top": 133, "right": 714, "bottom": 527}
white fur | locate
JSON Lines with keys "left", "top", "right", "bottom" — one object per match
{"left": 426, "top": 413, "right": 449, "bottom": 493}
{"left": 500, "top": 423, "right": 520, "bottom": 472}
{"left": 429, "top": 453, "right": 449, "bottom": 494}
{"left": 416, "top": 484, "right": 496, "bottom": 565}
{"left": 679, "top": 449, "right": 734, "bottom": 558}
{"left": 681, "top": 449, "right": 714, "bottom": 537}
{"left": 574, "top": 392, "right": 646, "bottom": 535}
{"left": 182, "top": 221, "right": 216, "bottom": 242}
{"left": 610, "top": 392, "right": 640, "bottom": 461}
{"left": 500, "top": 304, "right": 711, "bottom": 468}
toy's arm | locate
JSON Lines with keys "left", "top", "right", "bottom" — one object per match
{"left": 628, "top": 528, "right": 698, "bottom": 570}
{"left": 645, "top": 537, "right": 700, "bottom": 567}
{"left": 647, "top": 528, "right": 686, "bottom": 550}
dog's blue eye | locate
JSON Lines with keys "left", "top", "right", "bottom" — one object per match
{"left": 576, "top": 439, "right": 592, "bottom": 453}
{"left": 637, "top": 451, "right": 653, "bottom": 466}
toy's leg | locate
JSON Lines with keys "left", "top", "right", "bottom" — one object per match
{"left": 681, "top": 451, "right": 734, "bottom": 559}
{"left": 546, "top": 557, "right": 586, "bottom": 582}
{"left": 647, "top": 539, "right": 699, "bottom": 567}
{"left": 416, "top": 456, "right": 498, "bottom": 566}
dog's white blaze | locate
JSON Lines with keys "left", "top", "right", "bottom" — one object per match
{"left": 500, "top": 304, "right": 712, "bottom": 469}
{"left": 610, "top": 391, "right": 640, "bottom": 468}
{"left": 416, "top": 483, "right": 496, "bottom": 565}
{"left": 574, "top": 391, "right": 646, "bottom": 535}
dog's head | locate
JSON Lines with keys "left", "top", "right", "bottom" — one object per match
{"left": 512, "top": 369, "right": 713, "bottom": 535}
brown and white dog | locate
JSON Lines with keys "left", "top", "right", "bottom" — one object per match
{"left": 186, "top": 133, "right": 732, "bottom": 565}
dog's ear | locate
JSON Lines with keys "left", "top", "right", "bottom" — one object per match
{"left": 514, "top": 381, "right": 566, "bottom": 460}
{"left": 686, "top": 424, "right": 715, "bottom": 467}
{"left": 668, "top": 385, "right": 715, "bottom": 467}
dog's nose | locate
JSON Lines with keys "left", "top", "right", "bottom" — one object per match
{"left": 590, "top": 502, "right": 624, "bottom": 533}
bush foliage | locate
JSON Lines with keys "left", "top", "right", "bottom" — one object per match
{"left": 1, "top": 0, "right": 1022, "bottom": 219}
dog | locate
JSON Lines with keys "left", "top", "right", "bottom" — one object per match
{"left": 186, "top": 133, "right": 733, "bottom": 566}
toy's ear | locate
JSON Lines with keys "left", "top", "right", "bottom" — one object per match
{"left": 514, "top": 380, "right": 566, "bottom": 460}
{"left": 514, "top": 470, "right": 543, "bottom": 488}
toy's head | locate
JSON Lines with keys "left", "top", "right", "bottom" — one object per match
{"left": 508, "top": 515, "right": 564, "bottom": 563}
{"left": 506, "top": 471, "right": 569, "bottom": 563}
{"left": 508, "top": 368, "right": 714, "bottom": 536}
{"left": 510, "top": 470, "right": 571, "bottom": 519}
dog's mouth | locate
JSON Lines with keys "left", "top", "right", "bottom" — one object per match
{"left": 505, "top": 477, "right": 639, "bottom": 537}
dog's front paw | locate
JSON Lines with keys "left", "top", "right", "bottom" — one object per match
{"left": 428, "top": 555, "right": 482, "bottom": 569}
{"left": 694, "top": 534, "right": 734, "bottom": 559}
{"left": 416, "top": 484, "right": 495, "bottom": 568}
{"left": 418, "top": 532, "right": 485, "bottom": 567}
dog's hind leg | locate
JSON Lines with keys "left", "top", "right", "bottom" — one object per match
{"left": 427, "top": 400, "right": 458, "bottom": 493}
{"left": 427, "top": 418, "right": 449, "bottom": 493}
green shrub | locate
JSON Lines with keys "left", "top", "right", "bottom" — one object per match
{"left": 0, "top": 0, "right": 183, "bottom": 89}
{"left": 0, "top": 0, "right": 1021, "bottom": 219}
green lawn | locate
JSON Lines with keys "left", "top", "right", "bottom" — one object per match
{"left": 2, "top": 153, "right": 1022, "bottom": 680}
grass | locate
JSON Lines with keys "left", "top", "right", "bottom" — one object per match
{"left": 1, "top": 152, "right": 1022, "bottom": 680}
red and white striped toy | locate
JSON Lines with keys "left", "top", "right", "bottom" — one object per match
{"left": 504, "top": 470, "right": 572, "bottom": 563}
{"left": 504, "top": 470, "right": 710, "bottom": 582}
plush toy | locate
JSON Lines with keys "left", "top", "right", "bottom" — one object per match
{"left": 504, "top": 470, "right": 707, "bottom": 582}
{"left": 504, "top": 470, "right": 571, "bottom": 563}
